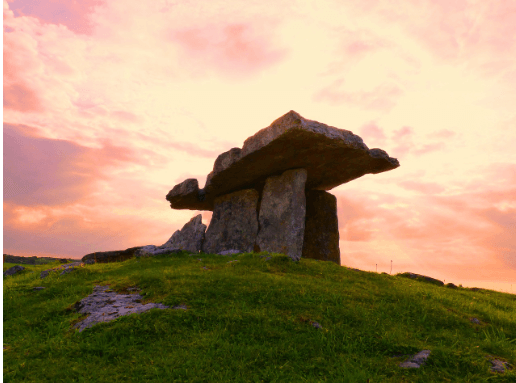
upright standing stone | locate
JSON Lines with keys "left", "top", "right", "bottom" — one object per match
{"left": 202, "top": 189, "right": 260, "bottom": 255}
{"left": 255, "top": 168, "right": 307, "bottom": 261}
{"left": 302, "top": 190, "right": 341, "bottom": 265}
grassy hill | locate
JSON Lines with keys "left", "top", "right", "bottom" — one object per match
{"left": 3, "top": 251, "right": 515, "bottom": 382}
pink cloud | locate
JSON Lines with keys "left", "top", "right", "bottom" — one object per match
{"left": 398, "top": 181, "right": 446, "bottom": 194}
{"left": 3, "top": 123, "right": 141, "bottom": 207}
{"left": 413, "top": 142, "right": 446, "bottom": 156}
{"left": 347, "top": 0, "right": 516, "bottom": 79}
{"left": 6, "top": 0, "right": 104, "bottom": 35}
{"left": 169, "top": 22, "right": 287, "bottom": 78}
{"left": 392, "top": 126, "right": 413, "bottom": 140}
{"left": 427, "top": 129, "right": 457, "bottom": 139}
{"left": 110, "top": 110, "right": 143, "bottom": 124}
{"left": 359, "top": 122, "right": 387, "bottom": 146}
{"left": 314, "top": 81, "right": 403, "bottom": 110}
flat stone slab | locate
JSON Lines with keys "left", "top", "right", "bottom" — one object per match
{"left": 72, "top": 285, "right": 183, "bottom": 332}
{"left": 166, "top": 110, "right": 399, "bottom": 211}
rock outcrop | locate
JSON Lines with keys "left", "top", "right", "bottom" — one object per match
{"left": 3, "top": 265, "right": 25, "bottom": 277}
{"left": 164, "top": 110, "right": 399, "bottom": 264}
{"left": 82, "top": 246, "right": 148, "bottom": 264}
{"left": 137, "top": 214, "right": 207, "bottom": 257}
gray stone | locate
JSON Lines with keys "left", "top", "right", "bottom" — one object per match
{"left": 3, "top": 265, "right": 25, "bottom": 277}
{"left": 160, "top": 214, "right": 206, "bottom": 254}
{"left": 488, "top": 356, "right": 513, "bottom": 373}
{"left": 136, "top": 215, "right": 207, "bottom": 257}
{"left": 166, "top": 110, "right": 399, "bottom": 211}
{"left": 72, "top": 285, "right": 182, "bottom": 332}
{"left": 202, "top": 189, "right": 260, "bottom": 255}
{"left": 33, "top": 287, "right": 46, "bottom": 291}
{"left": 255, "top": 168, "right": 307, "bottom": 262}
{"left": 81, "top": 246, "right": 146, "bottom": 264}
{"left": 470, "top": 317, "right": 482, "bottom": 325}
{"left": 399, "top": 350, "right": 431, "bottom": 368}
{"left": 40, "top": 262, "right": 84, "bottom": 279}
{"left": 302, "top": 190, "right": 341, "bottom": 265}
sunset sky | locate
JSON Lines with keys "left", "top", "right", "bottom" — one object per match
{"left": 3, "top": 0, "right": 515, "bottom": 294}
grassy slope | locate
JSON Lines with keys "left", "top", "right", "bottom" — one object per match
{"left": 3, "top": 251, "right": 515, "bottom": 383}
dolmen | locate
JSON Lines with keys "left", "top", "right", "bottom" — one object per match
{"left": 142, "top": 110, "right": 399, "bottom": 265}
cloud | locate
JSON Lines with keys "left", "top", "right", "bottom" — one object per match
{"left": 359, "top": 122, "right": 387, "bottom": 146}
{"left": 314, "top": 81, "right": 403, "bottom": 110}
{"left": 6, "top": 0, "right": 104, "bottom": 35}
{"left": 3, "top": 123, "right": 140, "bottom": 207}
{"left": 168, "top": 22, "right": 287, "bottom": 79}
{"left": 398, "top": 181, "right": 446, "bottom": 194}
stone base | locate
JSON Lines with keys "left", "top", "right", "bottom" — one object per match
{"left": 302, "top": 190, "right": 341, "bottom": 265}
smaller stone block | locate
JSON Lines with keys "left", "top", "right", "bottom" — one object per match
{"left": 202, "top": 189, "right": 260, "bottom": 255}
{"left": 302, "top": 190, "right": 341, "bottom": 265}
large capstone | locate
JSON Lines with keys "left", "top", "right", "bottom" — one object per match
{"left": 255, "top": 168, "right": 307, "bottom": 262}
{"left": 201, "top": 189, "right": 260, "bottom": 255}
{"left": 166, "top": 110, "right": 399, "bottom": 211}
{"left": 302, "top": 190, "right": 341, "bottom": 265}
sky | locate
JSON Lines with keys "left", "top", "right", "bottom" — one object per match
{"left": 2, "top": 0, "right": 515, "bottom": 294}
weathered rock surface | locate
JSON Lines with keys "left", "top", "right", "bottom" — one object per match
{"left": 302, "top": 190, "right": 341, "bottom": 265}
{"left": 202, "top": 189, "right": 260, "bottom": 255}
{"left": 255, "top": 168, "right": 307, "bottom": 262}
{"left": 487, "top": 356, "right": 513, "bottom": 373}
{"left": 40, "top": 262, "right": 84, "bottom": 279}
{"left": 3, "top": 265, "right": 25, "bottom": 277}
{"left": 162, "top": 214, "right": 206, "bottom": 253}
{"left": 72, "top": 285, "right": 182, "bottom": 332}
{"left": 166, "top": 110, "right": 399, "bottom": 211}
{"left": 81, "top": 246, "right": 147, "bottom": 264}
{"left": 398, "top": 350, "right": 431, "bottom": 368}
{"left": 137, "top": 214, "right": 207, "bottom": 257}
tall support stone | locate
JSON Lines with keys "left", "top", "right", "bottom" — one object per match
{"left": 255, "top": 168, "right": 307, "bottom": 261}
{"left": 302, "top": 190, "right": 341, "bottom": 265}
{"left": 201, "top": 189, "right": 259, "bottom": 255}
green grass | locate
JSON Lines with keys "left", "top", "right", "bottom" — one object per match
{"left": 3, "top": 251, "right": 515, "bottom": 382}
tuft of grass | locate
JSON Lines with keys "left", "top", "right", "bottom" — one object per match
{"left": 4, "top": 251, "right": 516, "bottom": 382}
